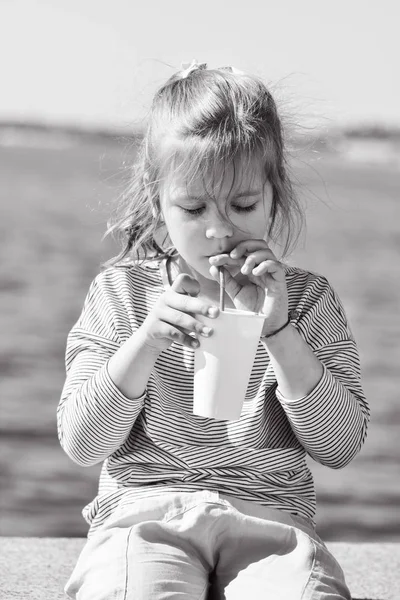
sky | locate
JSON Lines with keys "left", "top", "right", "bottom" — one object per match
{"left": 0, "top": 0, "right": 399, "bottom": 131}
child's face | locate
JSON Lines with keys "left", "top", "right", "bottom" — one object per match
{"left": 160, "top": 158, "right": 273, "bottom": 281}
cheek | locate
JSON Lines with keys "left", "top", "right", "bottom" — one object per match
{"left": 234, "top": 211, "right": 269, "bottom": 237}
{"left": 164, "top": 212, "right": 203, "bottom": 245}
{"left": 253, "top": 200, "right": 273, "bottom": 236}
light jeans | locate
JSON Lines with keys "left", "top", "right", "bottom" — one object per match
{"left": 65, "top": 490, "right": 351, "bottom": 600}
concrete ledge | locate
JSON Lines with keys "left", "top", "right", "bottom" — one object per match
{"left": 0, "top": 538, "right": 399, "bottom": 599}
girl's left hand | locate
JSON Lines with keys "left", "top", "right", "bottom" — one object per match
{"left": 209, "top": 239, "right": 288, "bottom": 336}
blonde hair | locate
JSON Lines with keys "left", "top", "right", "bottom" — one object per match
{"left": 103, "top": 64, "right": 303, "bottom": 267}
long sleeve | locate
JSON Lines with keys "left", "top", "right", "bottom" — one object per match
{"left": 278, "top": 274, "right": 370, "bottom": 469}
{"left": 57, "top": 271, "right": 145, "bottom": 467}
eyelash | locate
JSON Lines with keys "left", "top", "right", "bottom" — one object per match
{"left": 183, "top": 203, "right": 258, "bottom": 216}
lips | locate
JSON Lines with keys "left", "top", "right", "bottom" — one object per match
{"left": 206, "top": 250, "right": 233, "bottom": 258}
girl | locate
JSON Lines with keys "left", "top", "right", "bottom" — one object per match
{"left": 58, "top": 61, "right": 369, "bottom": 599}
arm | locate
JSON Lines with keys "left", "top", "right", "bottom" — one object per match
{"left": 58, "top": 268, "right": 218, "bottom": 467}
{"left": 57, "top": 271, "right": 157, "bottom": 467}
{"left": 263, "top": 276, "right": 369, "bottom": 469}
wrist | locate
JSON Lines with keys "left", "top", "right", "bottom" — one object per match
{"left": 135, "top": 327, "right": 164, "bottom": 357}
{"left": 261, "top": 317, "right": 291, "bottom": 339}
{"left": 108, "top": 329, "right": 159, "bottom": 400}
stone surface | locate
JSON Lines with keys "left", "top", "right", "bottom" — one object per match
{"left": 0, "top": 537, "right": 399, "bottom": 599}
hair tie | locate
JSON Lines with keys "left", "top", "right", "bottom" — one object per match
{"left": 178, "top": 61, "right": 244, "bottom": 80}
{"left": 217, "top": 65, "right": 244, "bottom": 75}
{"left": 179, "top": 59, "right": 207, "bottom": 79}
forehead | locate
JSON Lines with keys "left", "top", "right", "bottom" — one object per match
{"left": 162, "top": 158, "right": 267, "bottom": 200}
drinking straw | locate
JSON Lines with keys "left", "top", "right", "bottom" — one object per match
{"left": 219, "top": 267, "right": 225, "bottom": 312}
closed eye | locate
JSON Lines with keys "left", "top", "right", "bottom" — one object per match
{"left": 182, "top": 206, "right": 206, "bottom": 216}
{"left": 231, "top": 203, "right": 258, "bottom": 213}
{"left": 182, "top": 202, "right": 258, "bottom": 216}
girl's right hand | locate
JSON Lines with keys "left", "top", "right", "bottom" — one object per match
{"left": 140, "top": 273, "right": 219, "bottom": 353}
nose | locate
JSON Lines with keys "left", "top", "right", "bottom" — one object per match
{"left": 205, "top": 211, "right": 234, "bottom": 240}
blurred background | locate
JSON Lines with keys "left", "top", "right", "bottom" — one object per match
{"left": 0, "top": 0, "right": 399, "bottom": 541}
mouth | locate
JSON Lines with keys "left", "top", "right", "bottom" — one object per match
{"left": 206, "top": 250, "right": 233, "bottom": 258}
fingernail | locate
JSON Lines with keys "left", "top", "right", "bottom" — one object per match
{"left": 207, "top": 307, "right": 219, "bottom": 317}
{"left": 191, "top": 339, "right": 199, "bottom": 348}
{"left": 201, "top": 326, "right": 212, "bottom": 336}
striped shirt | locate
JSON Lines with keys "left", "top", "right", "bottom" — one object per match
{"left": 57, "top": 258, "right": 369, "bottom": 537}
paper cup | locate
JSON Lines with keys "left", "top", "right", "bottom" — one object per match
{"left": 193, "top": 308, "right": 265, "bottom": 421}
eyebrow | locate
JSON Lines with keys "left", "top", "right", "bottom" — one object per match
{"left": 183, "top": 190, "right": 263, "bottom": 202}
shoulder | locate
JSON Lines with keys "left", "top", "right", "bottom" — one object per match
{"left": 284, "top": 264, "right": 333, "bottom": 304}
{"left": 76, "top": 258, "right": 165, "bottom": 339}
{"left": 79, "top": 259, "right": 165, "bottom": 320}
{"left": 283, "top": 264, "right": 352, "bottom": 340}
{"left": 90, "top": 258, "right": 164, "bottom": 297}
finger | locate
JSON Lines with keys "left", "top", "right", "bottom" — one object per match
{"left": 230, "top": 239, "right": 271, "bottom": 259}
{"left": 240, "top": 250, "right": 275, "bottom": 275}
{"left": 155, "top": 321, "right": 201, "bottom": 349}
{"left": 159, "top": 306, "right": 214, "bottom": 338}
{"left": 251, "top": 259, "right": 285, "bottom": 281}
{"left": 208, "top": 254, "right": 244, "bottom": 268}
{"left": 209, "top": 265, "right": 242, "bottom": 301}
{"left": 170, "top": 273, "right": 201, "bottom": 297}
{"left": 165, "top": 291, "right": 220, "bottom": 319}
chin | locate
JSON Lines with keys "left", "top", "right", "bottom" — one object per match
{"left": 177, "top": 252, "right": 216, "bottom": 281}
{"left": 193, "top": 266, "right": 214, "bottom": 280}
{"left": 185, "top": 258, "right": 214, "bottom": 281}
